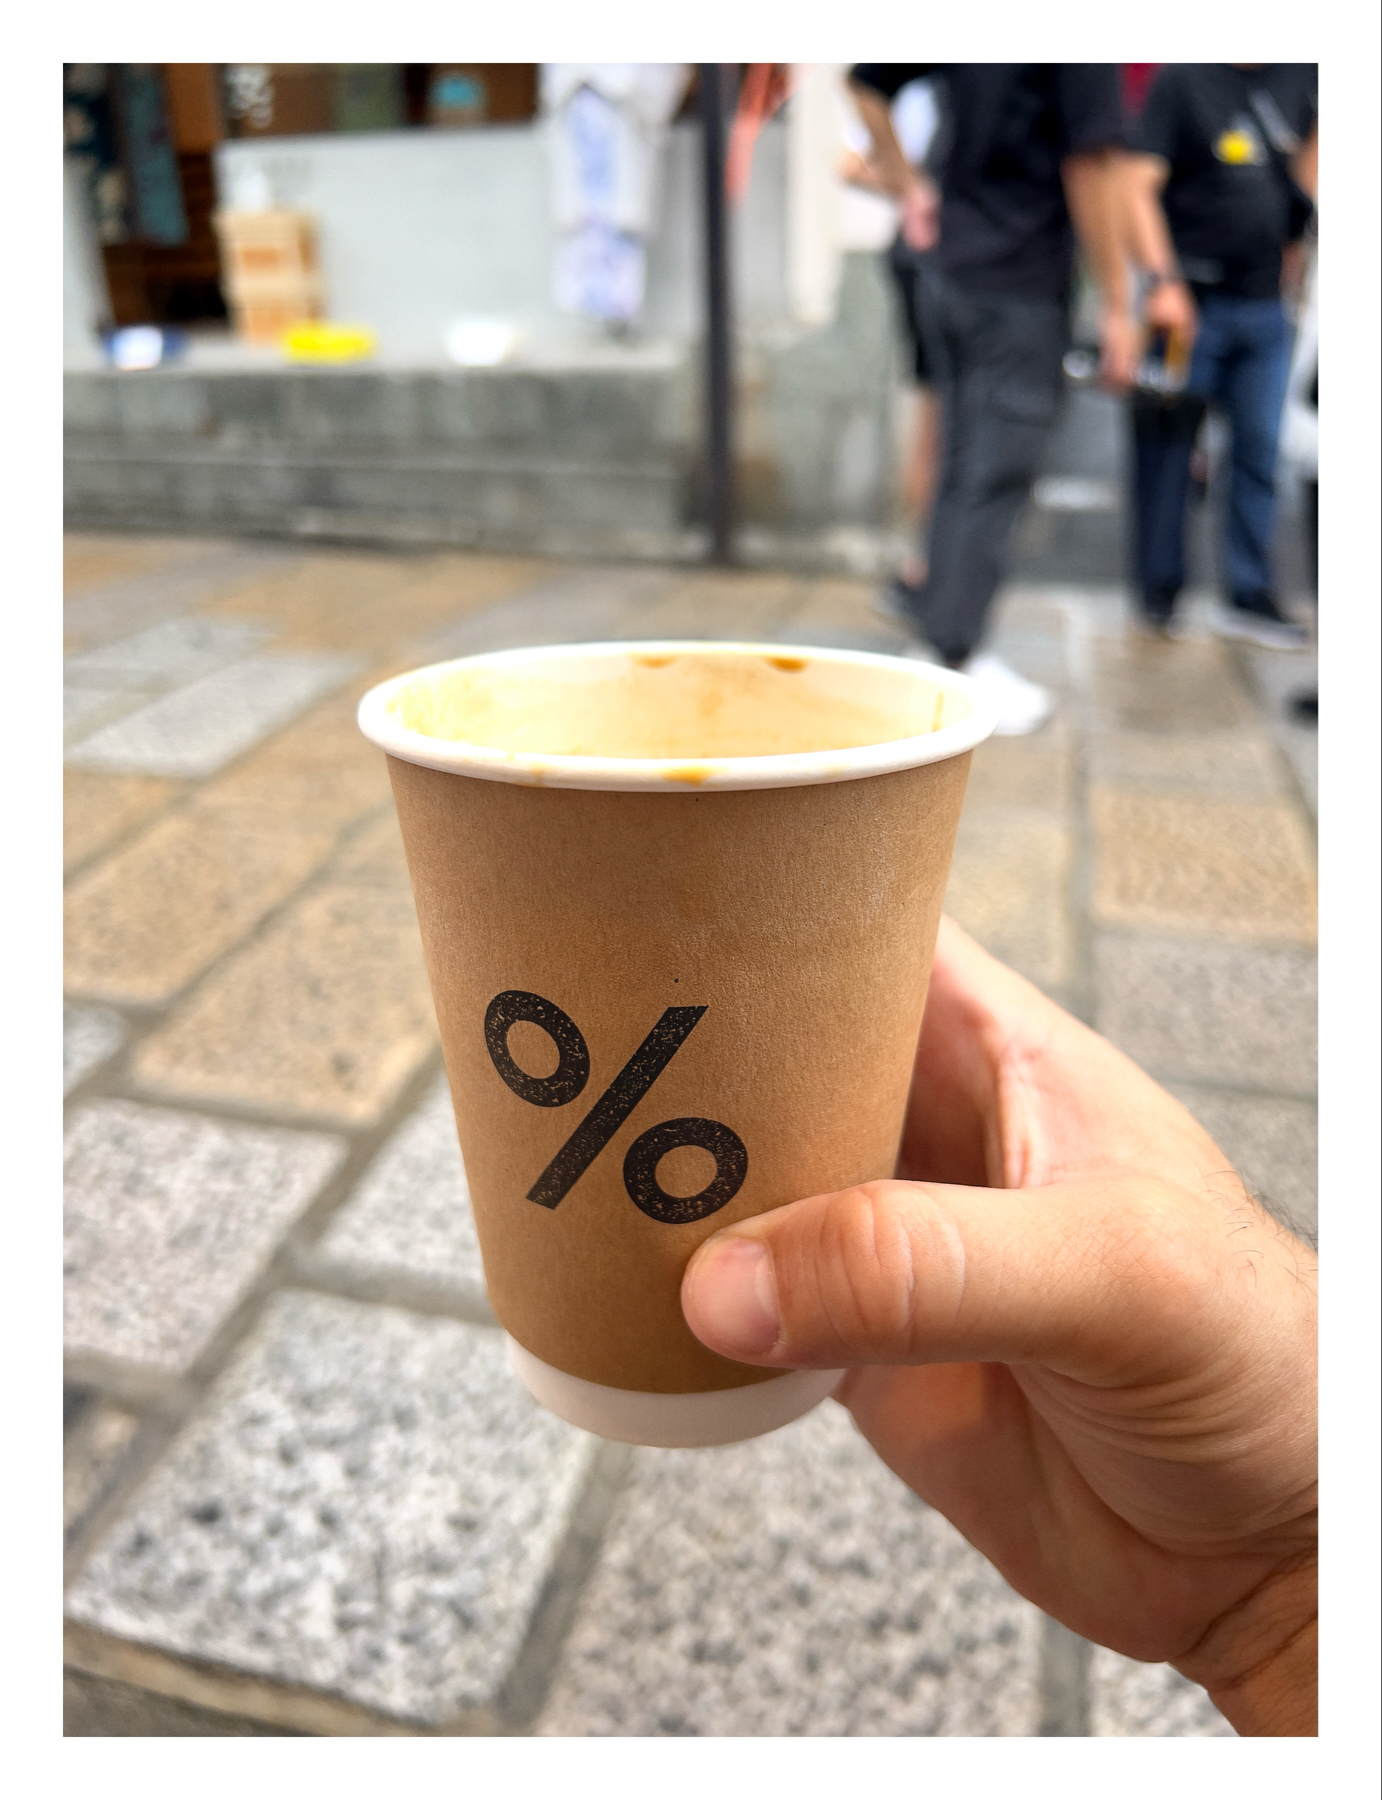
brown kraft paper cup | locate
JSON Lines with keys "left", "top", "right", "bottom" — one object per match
{"left": 358, "top": 642, "right": 995, "bottom": 1436}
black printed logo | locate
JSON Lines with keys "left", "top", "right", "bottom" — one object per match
{"left": 483, "top": 990, "right": 748, "bottom": 1224}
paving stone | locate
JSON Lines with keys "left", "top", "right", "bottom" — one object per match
{"left": 63, "top": 770, "right": 183, "bottom": 875}
{"left": 1087, "top": 730, "right": 1285, "bottom": 797}
{"left": 944, "top": 808, "right": 1072, "bottom": 992}
{"left": 1088, "top": 1647, "right": 1233, "bottom": 1737}
{"left": 64, "top": 808, "right": 338, "bottom": 1007}
{"left": 64, "top": 1291, "right": 596, "bottom": 1728}
{"left": 1238, "top": 646, "right": 1319, "bottom": 817}
{"left": 1090, "top": 787, "right": 1316, "bottom": 944}
{"left": 63, "top": 534, "right": 213, "bottom": 598}
{"left": 774, "top": 576, "right": 909, "bottom": 653}
{"left": 1088, "top": 637, "right": 1258, "bottom": 734}
{"left": 325, "top": 810, "right": 412, "bottom": 893}
{"left": 536, "top": 1401, "right": 1042, "bottom": 1737}
{"left": 63, "top": 543, "right": 300, "bottom": 654}
{"left": 65, "top": 1401, "right": 141, "bottom": 1536}
{"left": 64, "top": 684, "right": 145, "bottom": 747}
{"left": 1095, "top": 935, "right": 1317, "bottom": 1096}
{"left": 64, "top": 651, "right": 363, "bottom": 780}
{"left": 131, "top": 884, "right": 436, "bottom": 1128}
{"left": 617, "top": 571, "right": 806, "bottom": 642}
{"left": 963, "top": 721, "right": 1072, "bottom": 815}
{"left": 64, "top": 617, "right": 275, "bottom": 691}
{"left": 415, "top": 563, "right": 674, "bottom": 659}
{"left": 64, "top": 1669, "right": 304, "bottom": 1737}
{"left": 64, "top": 1101, "right": 345, "bottom": 1377}
{"left": 64, "top": 1003, "right": 127, "bottom": 1093}
{"left": 192, "top": 682, "right": 393, "bottom": 829}
{"left": 313, "top": 1072, "right": 486, "bottom": 1304}
{"left": 1167, "top": 1084, "right": 1318, "bottom": 1245}
{"left": 201, "top": 551, "right": 558, "bottom": 656}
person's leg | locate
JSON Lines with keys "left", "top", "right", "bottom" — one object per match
{"left": 1130, "top": 389, "right": 1207, "bottom": 624}
{"left": 1214, "top": 297, "right": 1303, "bottom": 645}
{"left": 896, "top": 255, "right": 946, "bottom": 593}
{"left": 919, "top": 292, "right": 1068, "bottom": 665}
{"left": 1222, "top": 297, "right": 1292, "bottom": 600}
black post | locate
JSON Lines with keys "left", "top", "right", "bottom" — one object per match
{"left": 698, "top": 63, "right": 734, "bottom": 565}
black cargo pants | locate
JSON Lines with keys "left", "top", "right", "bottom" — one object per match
{"left": 906, "top": 270, "right": 1070, "bottom": 664}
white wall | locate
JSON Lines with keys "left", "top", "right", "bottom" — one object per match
{"left": 64, "top": 156, "right": 112, "bottom": 361}
{"left": 213, "top": 120, "right": 794, "bottom": 366}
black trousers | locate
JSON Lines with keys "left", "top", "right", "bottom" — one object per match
{"left": 906, "top": 272, "right": 1069, "bottom": 664}
{"left": 1129, "top": 391, "right": 1209, "bottom": 611}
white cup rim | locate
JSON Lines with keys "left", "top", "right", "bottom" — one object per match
{"left": 357, "top": 640, "right": 997, "bottom": 793}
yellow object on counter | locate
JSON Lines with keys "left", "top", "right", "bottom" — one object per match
{"left": 282, "top": 323, "right": 378, "bottom": 364}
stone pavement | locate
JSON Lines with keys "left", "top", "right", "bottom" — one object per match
{"left": 63, "top": 532, "right": 1317, "bottom": 1737}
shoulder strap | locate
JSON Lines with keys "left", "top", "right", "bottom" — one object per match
{"left": 1246, "top": 86, "right": 1314, "bottom": 238}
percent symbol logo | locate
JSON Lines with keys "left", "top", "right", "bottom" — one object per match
{"left": 483, "top": 990, "right": 748, "bottom": 1224}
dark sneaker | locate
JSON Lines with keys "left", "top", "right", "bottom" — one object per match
{"left": 1289, "top": 688, "right": 1318, "bottom": 725}
{"left": 1214, "top": 592, "right": 1309, "bottom": 650}
{"left": 1136, "top": 584, "right": 1180, "bottom": 637}
{"left": 875, "top": 575, "right": 926, "bottom": 632}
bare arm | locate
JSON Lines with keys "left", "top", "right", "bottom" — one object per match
{"left": 1293, "top": 121, "right": 1318, "bottom": 199}
{"left": 847, "top": 80, "right": 939, "bottom": 250}
{"left": 847, "top": 82, "right": 917, "bottom": 198}
{"left": 1118, "top": 152, "right": 1198, "bottom": 339}
{"left": 1061, "top": 148, "right": 1139, "bottom": 388}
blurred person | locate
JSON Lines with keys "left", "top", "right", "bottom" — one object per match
{"left": 1279, "top": 242, "right": 1318, "bottom": 720}
{"left": 684, "top": 917, "right": 1317, "bottom": 1737}
{"left": 840, "top": 77, "right": 945, "bottom": 599}
{"left": 1122, "top": 64, "right": 1318, "bottom": 645}
{"left": 848, "top": 64, "right": 1137, "bottom": 735}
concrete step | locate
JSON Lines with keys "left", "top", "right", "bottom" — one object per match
{"left": 65, "top": 363, "right": 695, "bottom": 554}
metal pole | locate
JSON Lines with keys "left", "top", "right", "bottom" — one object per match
{"left": 698, "top": 63, "right": 734, "bottom": 565}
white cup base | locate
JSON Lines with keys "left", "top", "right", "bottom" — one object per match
{"left": 506, "top": 1337, "right": 845, "bottom": 1449}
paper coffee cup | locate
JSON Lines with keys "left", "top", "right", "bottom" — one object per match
{"left": 358, "top": 641, "right": 995, "bottom": 1447}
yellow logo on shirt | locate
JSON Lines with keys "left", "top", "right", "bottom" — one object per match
{"left": 1215, "top": 125, "right": 1266, "bottom": 166}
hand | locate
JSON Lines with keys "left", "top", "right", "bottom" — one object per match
{"left": 1097, "top": 305, "right": 1141, "bottom": 393}
{"left": 1280, "top": 242, "right": 1307, "bottom": 307}
{"left": 899, "top": 174, "right": 940, "bottom": 252}
{"left": 1145, "top": 276, "right": 1198, "bottom": 342}
{"left": 683, "top": 918, "right": 1318, "bottom": 1736}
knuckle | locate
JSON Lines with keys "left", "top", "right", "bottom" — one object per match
{"left": 787, "top": 1181, "right": 958, "bottom": 1359}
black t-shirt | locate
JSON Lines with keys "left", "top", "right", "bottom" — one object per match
{"left": 1135, "top": 64, "right": 1317, "bottom": 298}
{"left": 850, "top": 64, "right": 1126, "bottom": 299}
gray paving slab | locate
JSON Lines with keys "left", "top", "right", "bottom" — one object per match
{"left": 63, "top": 543, "right": 300, "bottom": 653}
{"left": 1086, "top": 729, "right": 1286, "bottom": 797}
{"left": 1168, "top": 1083, "right": 1318, "bottom": 1246}
{"left": 1088, "top": 1647, "right": 1234, "bottom": 1736}
{"left": 65, "top": 1400, "right": 141, "bottom": 1538}
{"left": 64, "top": 616, "right": 275, "bottom": 692}
{"left": 64, "top": 1291, "right": 597, "bottom": 1729}
{"left": 64, "top": 1101, "right": 346, "bottom": 1377}
{"left": 64, "top": 651, "right": 363, "bottom": 779}
{"left": 63, "top": 1003, "right": 128, "bottom": 1094}
{"left": 412, "top": 564, "right": 675, "bottom": 660}
{"left": 1095, "top": 934, "right": 1317, "bottom": 1097}
{"left": 64, "top": 1669, "right": 304, "bottom": 1737}
{"left": 64, "top": 684, "right": 144, "bottom": 746}
{"left": 311, "top": 1071, "right": 487, "bottom": 1305}
{"left": 1239, "top": 646, "right": 1318, "bottom": 816}
{"left": 535, "top": 1400, "right": 1042, "bottom": 1737}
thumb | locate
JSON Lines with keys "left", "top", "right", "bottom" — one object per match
{"left": 682, "top": 1175, "right": 1231, "bottom": 1383}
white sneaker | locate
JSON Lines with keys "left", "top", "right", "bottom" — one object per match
{"left": 959, "top": 652, "right": 1055, "bottom": 736}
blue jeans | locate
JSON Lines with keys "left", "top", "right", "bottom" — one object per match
{"left": 1131, "top": 293, "right": 1292, "bottom": 605}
